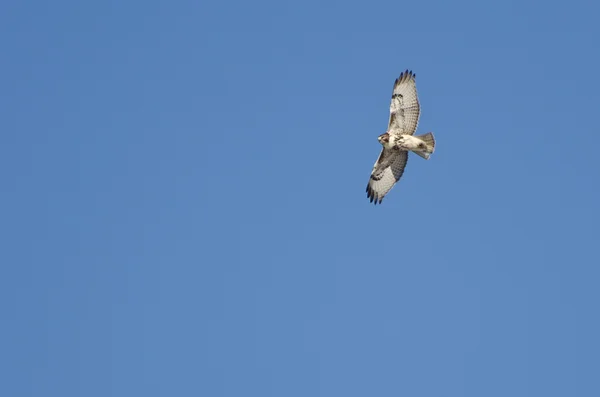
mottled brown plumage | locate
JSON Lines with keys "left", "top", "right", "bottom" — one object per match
{"left": 366, "top": 70, "right": 436, "bottom": 205}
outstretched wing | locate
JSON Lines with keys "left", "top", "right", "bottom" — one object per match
{"left": 388, "top": 70, "right": 420, "bottom": 136}
{"left": 366, "top": 148, "right": 408, "bottom": 204}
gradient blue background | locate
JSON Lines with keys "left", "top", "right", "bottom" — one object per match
{"left": 2, "top": 1, "right": 599, "bottom": 396}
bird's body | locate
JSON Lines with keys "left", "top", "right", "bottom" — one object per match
{"left": 379, "top": 132, "right": 426, "bottom": 151}
{"left": 366, "top": 70, "right": 436, "bottom": 204}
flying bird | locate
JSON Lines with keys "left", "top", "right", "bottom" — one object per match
{"left": 366, "top": 70, "right": 435, "bottom": 204}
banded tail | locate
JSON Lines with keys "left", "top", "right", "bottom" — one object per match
{"left": 413, "top": 132, "right": 436, "bottom": 160}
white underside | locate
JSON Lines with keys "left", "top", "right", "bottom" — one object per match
{"left": 381, "top": 134, "right": 424, "bottom": 151}
{"left": 394, "top": 134, "right": 423, "bottom": 151}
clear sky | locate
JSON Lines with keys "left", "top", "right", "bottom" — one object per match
{"left": 2, "top": 0, "right": 599, "bottom": 396}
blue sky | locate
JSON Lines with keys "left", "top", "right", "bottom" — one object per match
{"left": 1, "top": 0, "right": 599, "bottom": 396}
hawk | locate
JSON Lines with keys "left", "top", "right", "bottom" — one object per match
{"left": 366, "top": 70, "right": 436, "bottom": 204}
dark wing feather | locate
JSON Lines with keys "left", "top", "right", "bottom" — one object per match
{"left": 387, "top": 70, "right": 420, "bottom": 136}
{"left": 366, "top": 148, "right": 408, "bottom": 205}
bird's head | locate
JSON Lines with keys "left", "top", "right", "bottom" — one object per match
{"left": 378, "top": 133, "right": 390, "bottom": 144}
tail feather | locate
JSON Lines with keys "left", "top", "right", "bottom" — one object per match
{"left": 413, "top": 132, "right": 435, "bottom": 160}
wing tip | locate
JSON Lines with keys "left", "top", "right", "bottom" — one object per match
{"left": 395, "top": 69, "right": 416, "bottom": 85}
{"left": 366, "top": 184, "right": 384, "bottom": 205}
